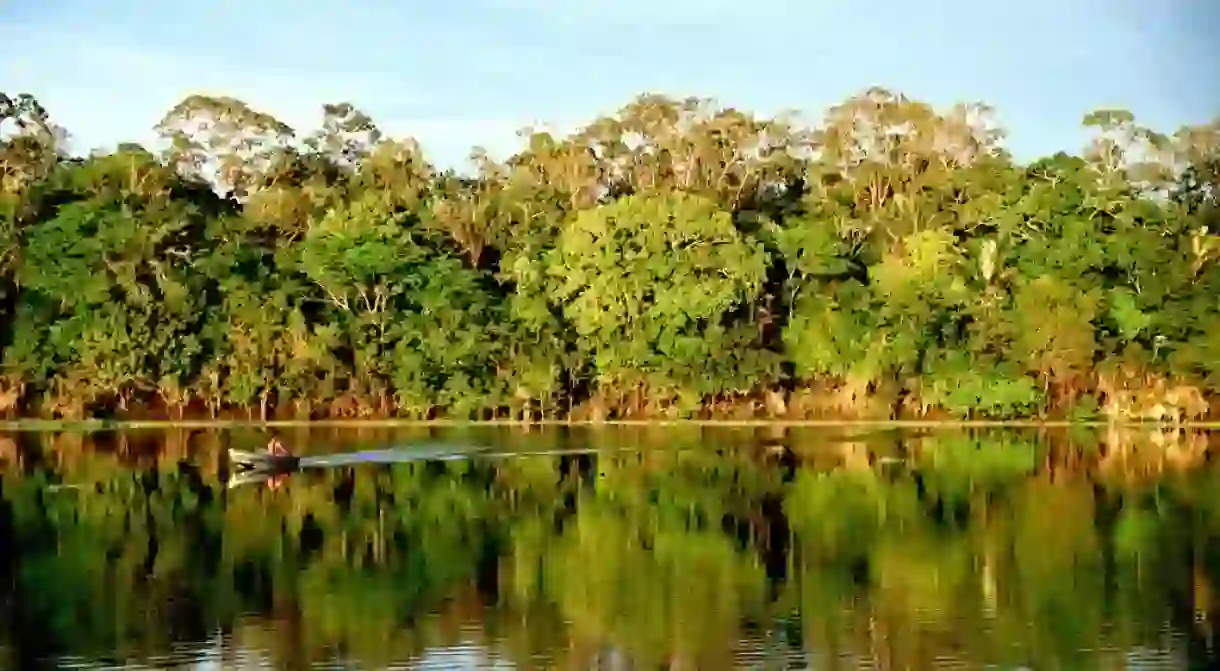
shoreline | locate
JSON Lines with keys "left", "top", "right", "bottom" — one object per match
{"left": 2, "top": 418, "right": 1219, "bottom": 431}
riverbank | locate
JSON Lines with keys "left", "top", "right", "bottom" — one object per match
{"left": 3, "top": 416, "right": 1220, "bottom": 431}
{"left": 1, "top": 374, "right": 1218, "bottom": 425}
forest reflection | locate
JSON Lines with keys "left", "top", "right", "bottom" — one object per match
{"left": 0, "top": 424, "right": 1217, "bottom": 669}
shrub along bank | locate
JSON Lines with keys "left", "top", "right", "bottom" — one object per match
{"left": 0, "top": 90, "right": 1217, "bottom": 421}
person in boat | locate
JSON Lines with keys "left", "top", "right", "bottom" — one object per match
{"left": 263, "top": 435, "right": 300, "bottom": 471}
{"left": 230, "top": 435, "right": 299, "bottom": 471}
{"left": 255, "top": 436, "right": 297, "bottom": 491}
{"left": 267, "top": 436, "right": 292, "bottom": 458}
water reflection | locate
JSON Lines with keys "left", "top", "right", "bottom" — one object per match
{"left": 0, "top": 425, "right": 1217, "bottom": 669}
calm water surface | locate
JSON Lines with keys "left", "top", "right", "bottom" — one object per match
{"left": 1, "top": 425, "right": 1219, "bottom": 670}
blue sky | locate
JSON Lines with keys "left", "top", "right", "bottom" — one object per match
{"left": 2, "top": 0, "right": 1217, "bottom": 169}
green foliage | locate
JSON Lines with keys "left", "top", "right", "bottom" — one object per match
{"left": 0, "top": 88, "right": 1217, "bottom": 419}
{"left": 294, "top": 196, "right": 509, "bottom": 416}
{"left": 543, "top": 192, "right": 774, "bottom": 409}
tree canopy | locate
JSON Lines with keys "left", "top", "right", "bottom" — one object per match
{"left": 0, "top": 88, "right": 1217, "bottom": 421}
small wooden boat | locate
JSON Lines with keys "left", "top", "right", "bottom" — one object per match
{"left": 228, "top": 449, "right": 300, "bottom": 471}
{"left": 228, "top": 437, "right": 300, "bottom": 472}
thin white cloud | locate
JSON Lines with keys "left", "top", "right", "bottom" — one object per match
{"left": 0, "top": 19, "right": 569, "bottom": 168}
{"left": 484, "top": 0, "right": 791, "bottom": 26}
{"left": 1, "top": 32, "right": 430, "bottom": 152}
{"left": 377, "top": 116, "right": 587, "bottom": 168}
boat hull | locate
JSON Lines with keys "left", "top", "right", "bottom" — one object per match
{"left": 228, "top": 448, "right": 300, "bottom": 471}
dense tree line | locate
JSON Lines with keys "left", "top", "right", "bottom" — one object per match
{"left": 0, "top": 89, "right": 1217, "bottom": 421}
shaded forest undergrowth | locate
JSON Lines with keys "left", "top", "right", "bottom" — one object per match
{"left": 1, "top": 88, "right": 1218, "bottom": 421}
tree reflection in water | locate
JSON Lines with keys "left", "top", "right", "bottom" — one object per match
{"left": 0, "top": 424, "right": 1216, "bottom": 669}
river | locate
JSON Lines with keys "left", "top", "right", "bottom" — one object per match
{"left": 0, "top": 424, "right": 1217, "bottom": 669}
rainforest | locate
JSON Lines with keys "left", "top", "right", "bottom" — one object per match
{"left": 0, "top": 89, "right": 1217, "bottom": 422}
